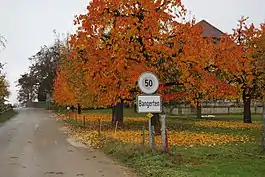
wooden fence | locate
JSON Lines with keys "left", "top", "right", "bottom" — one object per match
{"left": 165, "top": 106, "right": 263, "bottom": 116}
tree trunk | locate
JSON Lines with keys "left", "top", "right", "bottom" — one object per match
{"left": 151, "top": 113, "right": 161, "bottom": 135}
{"left": 196, "top": 100, "right": 202, "bottom": 119}
{"left": 112, "top": 106, "right": 115, "bottom": 120}
{"left": 77, "top": 103, "right": 81, "bottom": 114}
{"left": 261, "top": 103, "right": 265, "bottom": 151}
{"left": 111, "top": 100, "right": 124, "bottom": 124}
{"left": 243, "top": 91, "right": 252, "bottom": 123}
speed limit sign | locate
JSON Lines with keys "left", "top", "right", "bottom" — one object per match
{"left": 138, "top": 72, "right": 159, "bottom": 94}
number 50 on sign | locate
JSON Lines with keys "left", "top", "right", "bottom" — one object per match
{"left": 138, "top": 72, "right": 159, "bottom": 94}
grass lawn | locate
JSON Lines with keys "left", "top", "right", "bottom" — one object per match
{"left": 0, "top": 109, "right": 17, "bottom": 123}
{"left": 81, "top": 107, "right": 263, "bottom": 121}
{"left": 57, "top": 108, "right": 265, "bottom": 177}
{"left": 82, "top": 107, "right": 146, "bottom": 117}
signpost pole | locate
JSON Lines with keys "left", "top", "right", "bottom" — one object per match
{"left": 148, "top": 118, "right": 152, "bottom": 149}
{"left": 160, "top": 113, "right": 166, "bottom": 152}
{"left": 151, "top": 124, "right": 155, "bottom": 149}
{"left": 148, "top": 118, "right": 155, "bottom": 150}
{"left": 142, "top": 126, "right": 145, "bottom": 148}
{"left": 137, "top": 72, "right": 162, "bottom": 151}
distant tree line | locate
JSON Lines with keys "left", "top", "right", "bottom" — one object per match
{"left": 0, "top": 34, "right": 10, "bottom": 110}
{"left": 16, "top": 32, "right": 67, "bottom": 106}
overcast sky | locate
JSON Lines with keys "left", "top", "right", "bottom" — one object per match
{"left": 0, "top": 0, "right": 264, "bottom": 104}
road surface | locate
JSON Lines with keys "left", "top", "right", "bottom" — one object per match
{"left": 0, "top": 108, "right": 137, "bottom": 177}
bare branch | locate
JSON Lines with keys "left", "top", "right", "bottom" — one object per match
{"left": 0, "top": 35, "right": 7, "bottom": 49}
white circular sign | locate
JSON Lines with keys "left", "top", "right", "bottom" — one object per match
{"left": 138, "top": 72, "right": 159, "bottom": 94}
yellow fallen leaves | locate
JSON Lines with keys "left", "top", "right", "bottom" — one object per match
{"left": 194, "top": 120, "right": 261, "bottom": 129}
{"left": 58, "top": 113, "right": 146, "bottom": 123}
{"left": 73, "top": 130, "right": 100, "bottom": 148}
{"left": 68, "top": 127, "right": 253, "bottom": 148}
{"left": 166, "top": 131, "right": 251, "bottom": 147}
{"left": 105, "top": 130, "right": 143, "bottom": 144}
{"left": 104, "top": 130, "right": 251, "bottom": 147}
{"left": 58, "top": 113, "right": 256, "bottom": 148}
{"left": 125, "top": 117, "right": 146, "bottom": 122}
{"left": 84, "top": 114, "right": 110, "bottom": 122}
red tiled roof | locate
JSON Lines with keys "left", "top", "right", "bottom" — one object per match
{"left": 195, "top": 20, "right": 225, "bottom": 38}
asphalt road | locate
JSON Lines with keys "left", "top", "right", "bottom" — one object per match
{"left": 0, "top": 108, "right": 137, "bottom": 177}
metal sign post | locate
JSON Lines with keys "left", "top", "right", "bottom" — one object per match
{"left": 147, "top": 114, "right": 155, "bottom": 149}
{"left": 160, "top": 113, "right": 166, "bottom": 152}
{"left": 137, "top": 72, "right": 162, "bottom": 150}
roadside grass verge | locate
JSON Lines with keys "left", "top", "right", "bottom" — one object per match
{"left": 0, "top": 109, "right": 17, "bottom": 123}
{"left": 56, "top": 108, "right": 265, "bottom": 177}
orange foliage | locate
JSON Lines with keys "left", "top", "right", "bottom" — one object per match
{"left": 173, "top": 24, "right": 237, "bottom": 104}
{"left": 53, "top": 67, "right": 76, "bottom": 106}
{"left": 216, "top": 17, "right": 265, "bottom": 99}
{"left": 53, "top": 46, "right": 96, "bottom": 107}
{"left": 54, "top": 2, "right": 260, "bottom": 109}
{"left": 66, "top": 0, "right": 193, "bottom": 107}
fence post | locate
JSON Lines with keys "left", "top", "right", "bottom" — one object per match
{"left": 98, "top": 119, "right": 101, "bottom": 137}
{"left": 165, "top": 129, "right": 169, "bottom": 153}
{"left": 160, "top": 113, "right": 166, "bottom": 152}
{"left": 83, "top": 116, "right": 85, "bottom": 127}
{"left": 151, "top": 125, "right": 155, "bottom": 149}
{"left": 148, "top": 118, "right": 155, "bottom": 150}
{"left": 142, "top": 126, "right": 145, "bottom": 148}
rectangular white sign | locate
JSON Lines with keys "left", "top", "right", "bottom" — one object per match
{"left": 136, "top": 95, "right": 162, "bottom": 113}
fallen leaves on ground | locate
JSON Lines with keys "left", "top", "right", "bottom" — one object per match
{"left": 194, "top": 120, "right": 261, "bottom": 129}
{"left": 105, "top": 130, "right": 252, "bottom": 147}
{"left": 57, "top": 113, "right": 146, "bottom": 123}
{"left": 57, "top": 113, "right": 254, "bottom": 148}
{"left": 74, "top": 130, "right": 100, "bottom": 148}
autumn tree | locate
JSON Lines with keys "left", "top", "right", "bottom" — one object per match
{"left": 53, "top": 60, "right": 76, "bottom": 107}
{"left": 69, "top": 0, "right": 190, "bottom": 124}
{"left": 152, "top": 21, "right": 237, "bottom": 119}
{"left": 53, "top": 40, "right": 96, "bottom": 108}
{"left": 253, "top": 23, "right": 265, "bottom": 149}
{"left": 177, "top": 24, "right": 238, "bottom": 118}
{"left": 216, "top": 17, "right": 265, "bottom": 123}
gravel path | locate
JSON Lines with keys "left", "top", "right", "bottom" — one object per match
{"left": 0, "top": 108, "right": 137, "bottom": 177}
